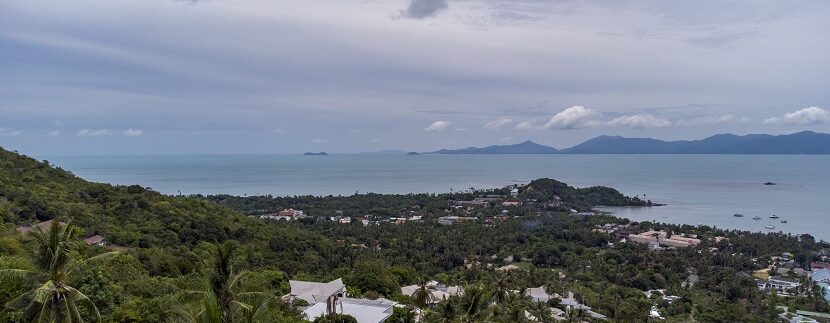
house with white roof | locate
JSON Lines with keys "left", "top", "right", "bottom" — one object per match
{"left": 400, "top": 281, "right": 462, "bottom": 304}
{"left": 303, "top": 297, "right": 394, "bottom": 323}
{"left": 524, "top": 286, "right": 554, "bottom": 303}
{"left": 286, "top": 278, "right": 346, "bottom": 304}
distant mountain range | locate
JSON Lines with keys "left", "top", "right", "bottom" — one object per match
{"left": 425, "top": 131, "right": 830, "bottom": 154}
{"left": 430, "top": 140, "right": 559, "bottom": 154}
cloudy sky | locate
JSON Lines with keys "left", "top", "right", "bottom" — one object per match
{"left": 1, "top": 0, "right": 829, "bottom": 155}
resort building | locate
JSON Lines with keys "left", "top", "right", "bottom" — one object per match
{"left": 302, "top": 297, "right": 394, "bottom": 323}
{"left": 767, "top": 276, "right": 801, "bottom": 294}
{"left": 628, "top": 230, "right": 701, "bottom": 248}
{"left": 400, "top": 281, "right": 462, "bottom": 303}
{"left": 524, "top": 286, "right": 554, "bottom": 303}
{"left": 286, "top": 278, "right": 347, "bottom": 304}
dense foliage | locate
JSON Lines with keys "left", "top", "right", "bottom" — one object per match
{"left": 1, "top": 147, "right": 829, "bottom": 322}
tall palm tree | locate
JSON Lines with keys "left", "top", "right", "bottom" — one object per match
{"left": 0, "top": 220, "right": 118, "bottom": 322}
{"left": 171, "top": 241, "right": 267, "bottom": 323}
{"left": 459, "top": 284, "right": 490, "bottom": 322}
{"left": 490, "top": 272, "right": 511, "bottom": 305}
{"left": 412, "top": 281, "right": 437, "bottom": 309}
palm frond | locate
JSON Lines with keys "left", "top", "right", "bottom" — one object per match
{"left": 0, "top": 268, "right": 38, "bottom": 285}
{"left": 65, "top": 285, "right": 101, "bottom": 322}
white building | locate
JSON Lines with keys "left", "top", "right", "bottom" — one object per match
{"left": 286, "top": 278, "right": 346, "bottom": 304}
{"left": 767, "top": 276, "right": 801, "bottom": 294}
{"left": 303, "top": 297, "right": 394, "bottom": 323}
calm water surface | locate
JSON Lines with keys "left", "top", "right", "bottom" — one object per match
{"left": 40, "top": 154, "right": 830, "bottom": 241}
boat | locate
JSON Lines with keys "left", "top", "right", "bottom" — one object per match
{"left": 733, "top": 213, "right": 744, "bottom": 217}
{"left": 764, "top": 182, "right": 777, "bottom": 186}
{"left": 780, "top": 220, "right": 788, "bottom": 223}
{"left": 752, "top": 216, "right": 762, "bottom": 220}
{"left": 765, "top": 225, "right": 776, "bottom": 229}
{"left": 769, "top": 215, "right": 779, "bottom": 219}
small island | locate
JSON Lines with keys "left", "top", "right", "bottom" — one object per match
{"left": 406, "top": 152, "right": 420, "bottom": 155}
{"left": 303, "top": 151, "right": 329, "bottom": 156}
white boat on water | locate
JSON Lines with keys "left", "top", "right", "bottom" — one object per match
{"left": 765, "top": 225, "right": 776, "bottom": 229}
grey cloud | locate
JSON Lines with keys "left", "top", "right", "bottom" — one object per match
{"left": 402, "top": 0, "right": 448, "bottom": 19}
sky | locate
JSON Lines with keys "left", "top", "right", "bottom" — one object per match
{"left": 1, "top": 0, "right": 830, "bottom": 155}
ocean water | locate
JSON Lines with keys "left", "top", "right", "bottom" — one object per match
{"left": 41, "top": 154, "right": 830, "bottom": 241}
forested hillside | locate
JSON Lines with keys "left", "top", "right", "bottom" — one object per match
{"left": 1, "top": 147, "right": 829, "bottom": 322}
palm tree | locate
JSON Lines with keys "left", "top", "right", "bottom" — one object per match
{"left": 0, "top": 220, "right": 118, "bottom": 322}
{"left": 459, "top": 284, "right": 490, "bottom": 322}
{"left": 171, "top": 241, "right": 267, "bottom": 323}
{"left": 491, "top": 272, "right": 511, "bottom": 305}
{"left": 412, "top": 281, "right": 437, "bottom": 309}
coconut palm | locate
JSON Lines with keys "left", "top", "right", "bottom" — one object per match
{"left": 412, "top": 281, "right": 437, "bottom": 309}
{"left": 0, "top": 220, "right": 118, "bottom": 323}
{"left": 170, "top": 241, "right": 268, "bottom": 323}
{"left": 490, "top": 272, "right": 512, "bottom": 305}
{"left": 459, "top": 284, "right": 490, "bottom": 322}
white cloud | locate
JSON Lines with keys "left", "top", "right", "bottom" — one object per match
{"left": 515, "top": 120, "right": 537, "bottom": 130}
{"left": 763, "top": 107, "right": 829, "bottom": 125}
{"left": 484, "top": 118, "right": 512, "bottom": 129}
{"left": 676, "top": 114, "right": 748, "bottom": 127}
{"left": 273, "top": 129, "right": 286, "bottom": 135}
{"left": 47, "top": 130, "right": 60, "bottom": 137}
{"left": 76, "top": 128, "right": 110, "bottom": 136}
{"left": 368, "top": 138, "right": 381, "bottom": 143}
{"left": 607, "top": 114, "right": 671, "bottom": 129}
{"left": 543, "top": 106, "right": 601, "bottom": 129}
{"left": 53, "top": 120, "right": 63, "bottom": 126}
{"left": 424, "top": 120, "right": 451, "bottom": 132}
{"left": 122, "top": 128, "right": 144, "bottom": 136}
{"left": 0, "top": 128, "right": 23, "bottom": 136}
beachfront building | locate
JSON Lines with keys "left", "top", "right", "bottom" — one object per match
{"left": 628, "top": 230, "right": 702, "bottom": 248}
{"left": 286, "top": 278, "right": 347, "bottom": 304}
{"left": 302, "top": 297, "right": 394, "bottom": 323}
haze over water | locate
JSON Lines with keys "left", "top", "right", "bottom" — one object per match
{"left": 42, "top": 154, "right": 830, "bottom": 241}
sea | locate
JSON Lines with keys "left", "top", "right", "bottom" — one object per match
{"left": 40, "top": 154, "right": 830, "bottom": 241}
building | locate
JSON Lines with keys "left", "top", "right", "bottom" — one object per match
{"left": 811, "top": 262, "right": 830, "bottom": 270}
{"left": 502, "top": 201, "right": 520, "bottom": 207}
{"left": 286, "top": 278, "right": 347, "bottom": 304}
{"left": 525, "top": 286, "right": 554, "bottom": 303}
{"left": 83, "top": 235, "right": 106, "bottom": 246}
{"left": 813, "top": 269, "right": 830, "bottom": 284}
{"left": 437, "top": 216, "right": 474, "bottom": 225}
{"left": 628, "top": 230, "right": 701, "bottom": 248}
{"left": 768, "top": 276, "right": 801, "bottom": 294}
{"left": 400, "top": 281, "right": 462, "bottom": 303}
{"left": 510, "top": 188, "right": 519, "bottom": 197}
{"left": 278, "top": 208, "right": 304, "bottom": 217}
{"left": 303, "top": 297, "right": 394, "bottom": 323}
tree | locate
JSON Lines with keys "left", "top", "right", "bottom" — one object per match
{"left": 170, "top": 241, "right": 267, "bottom": 323}
{"left": 0, "top": 221, "right": 118, "bottom": 322}
{"left": 411, "top": 281, "right": 436, "bottom": 309}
